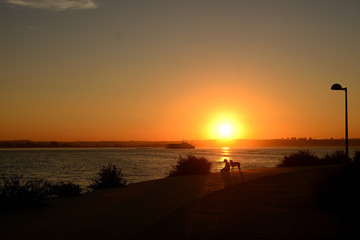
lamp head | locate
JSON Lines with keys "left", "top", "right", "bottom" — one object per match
{"left": 331, "top": 83, "right": 345, "bottom": 90}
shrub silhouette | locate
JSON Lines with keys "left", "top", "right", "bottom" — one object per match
{"left": 89, "top": 163, "right": 127, "bottom": 189}
{"left": 276, "top": 150, "right": 320, "bottom": 167}
{"left": 50, "top": 181, "right": 82, "bottom": 197}
{"left": 0, "top": 175, "right": 51, "bottom": 211}
{"left": 277, "top": 150, "right": 349, "bottom": 167}
{"left": 321, "top": 150, "right": 348, "bottom": 165}
{"left": 168, "top": 154, "right": 212, "bottom": 177}
{"left": 352, "top": 151, "right": 360, "bottom": 167}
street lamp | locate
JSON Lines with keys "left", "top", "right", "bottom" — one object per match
{"left": 331, "top": 83, "right": 349, "bottom": 159}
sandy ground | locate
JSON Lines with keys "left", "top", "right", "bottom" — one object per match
{"left": 0, "top": 166, "right": 342, "bottom": 240}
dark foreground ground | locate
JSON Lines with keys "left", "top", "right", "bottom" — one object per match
{"left": 134, "top": 167, "right": 352, "bottom": 240}
{"left": 1, "top": 166, "right": 353, "bottom": 240}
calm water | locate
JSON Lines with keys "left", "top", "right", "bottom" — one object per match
{"left": 0, "top": 147, "right": 359, "bottom": 190}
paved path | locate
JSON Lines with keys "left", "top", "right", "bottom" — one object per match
{"left": 1, "top": 167, "right": 336, "bottom": 240}
{"left": 135, "top": 166, "right": 343, "bottom": 240}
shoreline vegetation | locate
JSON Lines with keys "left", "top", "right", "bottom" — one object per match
{"left": 1, "top": 150, "right": 358, "bottom": 212}
{"left": 2, "top": 138, "right": 360, "bottom": 148}
{"left": 1, "top": 151, "right": 359, "bottom": 238}
{"left": 278, "top": 150, "right": 360, "bottom": 226}
{"left": 168, "top": 154, "right": 212, "bottom": 177}
{"left": 0, "top": 163, "right": 126, "bottom": 212}
{"left": 276, "top": 150, "right": 349, "bottom": 167}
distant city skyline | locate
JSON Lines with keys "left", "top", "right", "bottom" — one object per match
{"left": 1, "top": 0, "right": 360, "bottom": 141}
{"left": 2, "top": 137, "right": 360, "bottom": 149}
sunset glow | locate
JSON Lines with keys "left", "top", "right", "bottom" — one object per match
{"left": 1, "top": 1, "right": 360, "bottom": 141}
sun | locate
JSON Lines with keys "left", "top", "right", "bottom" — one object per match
{"left": 207, "top": 112, "right": 243, "bottom": 140}
{"left": 218, "top": 124, "right": 232, "bottom": 138}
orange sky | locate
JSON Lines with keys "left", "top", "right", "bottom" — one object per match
{"left": 1, "top": 0, "right": 360, "bottom": 141}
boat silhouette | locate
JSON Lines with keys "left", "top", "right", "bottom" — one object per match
{"left": 166, "top": 141, "right": 195, "bottom": 149}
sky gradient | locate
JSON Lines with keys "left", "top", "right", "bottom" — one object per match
{"left": 1, "top": 0, "right": 360, "bottom": 141}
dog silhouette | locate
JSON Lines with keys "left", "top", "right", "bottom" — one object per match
{"left": 229, "top": 160, "right": 240, "bottom": 170}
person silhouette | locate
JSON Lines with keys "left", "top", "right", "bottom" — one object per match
{"left": 221, "top": 159, "right": 230, "bottom": 172}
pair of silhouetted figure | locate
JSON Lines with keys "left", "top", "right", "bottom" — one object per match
{"left": 221, "top": 159, "right": 240, "bottom": 172}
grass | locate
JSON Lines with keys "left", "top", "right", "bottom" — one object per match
{"left": 168, "top": 154, "right": 212, "bottom": 177}
{"left": 89, "top": 163, "right": 127, "bottom": 189}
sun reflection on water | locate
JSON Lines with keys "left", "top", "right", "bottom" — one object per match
{"left": 219, "top": 147, "right": 230, "bottom": 162}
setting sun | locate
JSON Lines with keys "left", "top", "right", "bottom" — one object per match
{"left": 207, "top": 112, "right": 242, "bottom": 140}
{"left": 218, "top": 124, "right": 232, "bottom": 138}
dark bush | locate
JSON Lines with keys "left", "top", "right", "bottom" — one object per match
{"left": 0, "top": 175, "right": 51, "bottom": 211}
{"left": 352, "top": 151, "right": 360, "bottom": 167}
{"left": 321, "top": 150, "right": 349, "bottom": 165}
{"left": 276, "top": 150, "right": 320, "bottom": 167}
{"left": 168, "top": 154, "right": 212, "bottom": 177}
{"left": 50, "top": 181, "right": 82, "bottom": 198}
{"left": 89, "top": 163, "right": 127, "bottom": 189}
{"left": 277, "top": 150, "right": 349, "bottom": 167}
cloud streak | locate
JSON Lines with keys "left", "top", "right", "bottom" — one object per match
{"left": 1, "top": 0, "right": 98, "bottom": 11}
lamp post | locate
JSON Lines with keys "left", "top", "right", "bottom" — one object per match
{"left": 331, "top": 83, "right": 349, "bottom": 159}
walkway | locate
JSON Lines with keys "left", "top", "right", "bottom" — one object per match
{"left": 1, "top": 166, "right": 337, "bottom": 240}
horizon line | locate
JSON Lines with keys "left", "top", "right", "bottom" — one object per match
{"left": 1, "top": 138, "right": 359, "bottom": 143}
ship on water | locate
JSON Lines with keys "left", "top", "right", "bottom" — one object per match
{"left": 166, "top": 141, "right": 195, "bottom": 149}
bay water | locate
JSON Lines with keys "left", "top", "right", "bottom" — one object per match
{"left": 0, "top": 147, "right": 358, "bottom": 190}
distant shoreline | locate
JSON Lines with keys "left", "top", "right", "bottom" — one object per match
{"left": 1, "top": 138, "right": 360, "bottom": 148}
